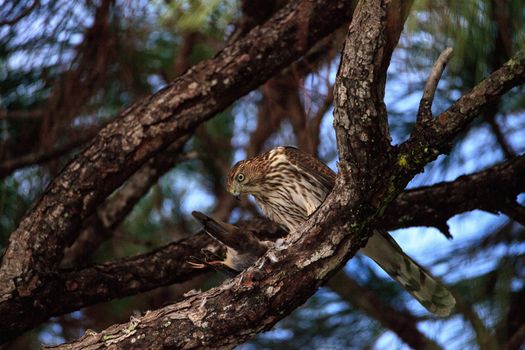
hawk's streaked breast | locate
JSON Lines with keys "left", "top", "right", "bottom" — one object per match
{"left": 243, "top": 147, "right": 332, "bottom": 232}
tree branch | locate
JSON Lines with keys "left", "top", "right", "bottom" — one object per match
{"left": 415, "top": 47, "right": 454, "bottom": 129}
{"left": 1, "top": 219, "right": 284, "bottom": 341}
{"left": 2, "top": 232, "right": 214, "bottom": 343}
{"left": 61, "top": 141, "right": 195, "bottom": 267}
{"left": 3, "top": 153, "right": 523, "bottom": 341}
{"left": 383, "top": 154, "right": 525, "bottom": 235}
{"left": 402, "top": 49, "right": 525, "bottom": 164}
{"left": 47, "top": 1, "right": 415, "bottom": 348}
{"left": 499, "top": 201, "right": 525, "bottom": 227}
{"left": 0, "top": 0, "right": 357, "bottom": 308}
{"left": 9, "top": 1, "right": 525, "bottom": 348}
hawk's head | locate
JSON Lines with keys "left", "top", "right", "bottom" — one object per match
{"left": 226, "top": 148, "right": 284, "bottom": 199}
{"left": 226, "top": 158, "right": 264, "bottom": 199}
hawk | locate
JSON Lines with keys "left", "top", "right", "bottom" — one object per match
{"left": 224, "top": 146, "right": 455, "bottom": 316}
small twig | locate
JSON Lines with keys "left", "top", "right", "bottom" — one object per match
{"left": 415, "top": 47, "right": 454, "bottom": 128}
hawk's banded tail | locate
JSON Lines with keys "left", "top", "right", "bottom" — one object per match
{"left": 361, "top": 230, "right": 456, "bottom": 316}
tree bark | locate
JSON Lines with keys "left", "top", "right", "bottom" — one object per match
{"left": 1, "top": 154, "right": 523, "bottom": 341}
{"left": 3, "top": 0, "right": 525, "bottom": 348}
{"left": 47, "top": 8, "right": 525, "bottom": 350}
{"left": 0, "top": 0, "right": 357, "bottom": 317}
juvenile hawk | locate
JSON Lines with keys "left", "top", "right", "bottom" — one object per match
{"left": 225, "top": 146, "right": 455, "bottom": 316}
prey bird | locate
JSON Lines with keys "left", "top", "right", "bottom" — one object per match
{"left": 227, "top": 146, "right": 456, "bottom": 316}
{"left": 191, "top": 210, "right": 275, "bottom": 271}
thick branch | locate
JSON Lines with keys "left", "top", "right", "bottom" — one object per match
{"left": 1, "top": 233, "right": 215, "bottom": 342}
{"left": 5, "top": 155, "right": 523, "bottom": 340}
{"left": 20, "top": 2, "right": 525, "bottom": 349}
{"left": 0, "top": 0, "right": 357, "bottom": 307}
{"left": 1, "top": 217, "right": 285, "bottom": 341}
{"left": 334, "top": 0, "right": 393, "bottom": 179}
{"left": 61, "top": 141, "right": 194, "bottom": 267}
{"left": 383, "top": 154, "right": 525, "bottom": 235}
{"left": 48, "top": 1, "right": 411, "bottom": 349}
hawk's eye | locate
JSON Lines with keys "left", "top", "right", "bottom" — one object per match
{"left": 236, "top": 173, "right": 245, "bottom": 182}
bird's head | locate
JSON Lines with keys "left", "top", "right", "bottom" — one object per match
{"left": 226, "top": 158, "right": 267, "bottom": 199}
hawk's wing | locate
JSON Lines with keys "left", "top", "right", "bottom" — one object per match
{"left": 283, "top": 146, "right": 336, "bottom": 192}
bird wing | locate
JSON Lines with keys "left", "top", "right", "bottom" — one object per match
{"left": 191, "top": 211, "right": 267, "bottom": 256}
{"left": 283, "top": 146, "right": 336, "bottom": 192}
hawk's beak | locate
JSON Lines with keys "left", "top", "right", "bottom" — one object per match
{"left": 228, "top": 183, "right": 241, "bottom": 201}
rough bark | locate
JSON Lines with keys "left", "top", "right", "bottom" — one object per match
{"left": 61, "top": 138, "right": 193, "bottom": 267}
{"left": 3, "top": 0, "right": 525, "bottom": 348}
{"left": 382, "top": 154, "right": 525, "bottom": 235}
{"left": 40, "top": 1, "right": 525, "bottom": 348}
{"left": 1, "top": 233, "right": 214, "bottom": 343}
{"left": 47, "top": 1, "right": 416, "bottom": 348}
{"left": 0, "top": 0, "right": 357, "bottom": 311}
{"left": 2, "top": 153, "right": 523, "bottom": 341}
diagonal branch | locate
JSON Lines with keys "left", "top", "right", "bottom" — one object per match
{"left": 34, "top": 3, "right": 525, "bottom": 350}
{"left": 27, "top": 135, "right": 525, "bottom": 346}
{"left": 1, "top": 219, "right": 282, "bottom": 341}
{"left": 47, "top": 1, "right": 414, "bottom": 349}
{"left": 2, "top": 232, "right": 215, "bottom": 343}
{"left": 402, "top": 48, "right": 525, "bottom": 165}
{"left": 6, "top": 152, "right": 523, "bottom": 343}
{"left": 61, "top": 140, "right": 195, "bottom": 267}
{"left": 383, "top": 154, "right": 525, "bottom": 235}
{"left": 0, "top": 0, "right": 357, "bottom": 309}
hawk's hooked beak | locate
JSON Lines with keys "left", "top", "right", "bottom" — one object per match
{"left": 227, "top": 183, "right": 241, "bottom": 201}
